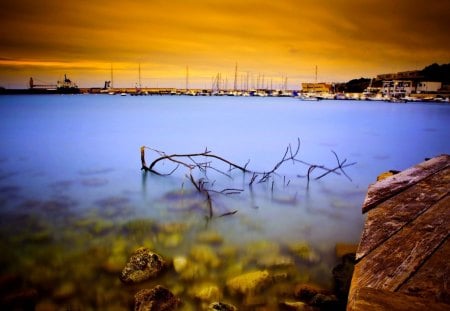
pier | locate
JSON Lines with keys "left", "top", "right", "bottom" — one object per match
{"left": 347, "top": 154, "right": 450, "bottom": 310}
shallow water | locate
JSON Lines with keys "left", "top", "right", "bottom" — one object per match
{"left": 0, "top": 95, "right": 449, "bottom": 309}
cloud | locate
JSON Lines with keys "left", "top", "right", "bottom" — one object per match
{"left": 1, "top": 0, "right": 449, "bottom": 87}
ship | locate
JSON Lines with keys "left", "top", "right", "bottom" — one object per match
{"left": 0, "top": 74, "right": 81, "bottom": 95}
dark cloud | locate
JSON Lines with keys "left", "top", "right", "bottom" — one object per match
{"left": 1, "top": 0, "right": 449, "bottom": 87}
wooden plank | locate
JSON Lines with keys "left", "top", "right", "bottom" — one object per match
{"left": 362, "top": 154, "right": 450, "bottom": 213}
{"left": 356, "top": 167, "right": 450, "bottom": 260}
{"left": 398, "top": 238, "right": 450, "bottom": 304}
{"left": 349, "top": 196, "right": 450, "bottom": 307}
{"left": 350, "top": 287, "right": 449, "bottom": 311}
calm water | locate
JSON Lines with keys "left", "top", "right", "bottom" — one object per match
{"left": 0, "top": 95, "right": 449, "bottom": 310}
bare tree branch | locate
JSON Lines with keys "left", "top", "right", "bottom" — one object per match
{"left": 140, "top": 139, "right": 356, "bottom": 218}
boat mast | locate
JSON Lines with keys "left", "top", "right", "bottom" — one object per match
{"left": 315, "top": 65, "right": 318, "bottom": 83}
{"left": 111, "top": 63, "right": 114, "bottom": 88}
{"left": 138, "top": 63, "right": 142, "bottom": 89}
{"left": 233, "top": 62, "right": 238, "bottom": 91}
{"left": 186, "top": 65, "right": 189, "bottom": 92}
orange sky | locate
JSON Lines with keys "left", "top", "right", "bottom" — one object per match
{"left": 1, "top": 0, "right": 449, "bottom": 89}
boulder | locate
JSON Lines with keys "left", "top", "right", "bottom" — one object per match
{"left": 278, "top": 300, "right": 309, "bottom": 310}
{"left": 191, "top": 284, "right": 222, "bottom": 302}
{"left": 208, "top": 301, "right": 237, "bottom": 311}
{"left": 226, "top": 270, "right": 272, "bottom": 296}
{"left": 332, "top": 253, "right": 355, "bottom": 300}
{"left": 294, "top": 283, "right": 328, "bottom": 301}
{"left": 189, "top": 245, "right": 221, "bottom": 268}
{"left": 288, "top": 242, "right": 320, "bottom": 264}
{"left": 134, "top": 286, "right": 181, "bottom": 311}
{"left": 120, "top": 247, "right": 166, "bottom": 283}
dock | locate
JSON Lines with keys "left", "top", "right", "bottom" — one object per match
{"left": 347, "top": 154, "right": 450, "bottom": 311}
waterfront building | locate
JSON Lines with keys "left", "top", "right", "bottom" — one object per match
{"left": 301, "top": 82, "right": 332, "bottom": 93}
{"left": 377, "top": 70, "right": 423, "bottom": 81}
{"left": 416, "top": 81, "right": 442, "bottom": 93}
{"left": 381, "top": 80, "right": 414, "bottom": 97}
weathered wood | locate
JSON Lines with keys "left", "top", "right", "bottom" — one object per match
{"left": 356, "top": 167, "right": 450, "bottom": 260}
{"left": 349, "top": 195, "right": 450, "bottom": 307}
{"left": 398, "top": 238, "right": 450, "bottom": 304}
{"left": 362, "top": 154, "right": 450, "bottom": 213}
{"left": 351, "top": 287, "right": 449, "bottom": 311}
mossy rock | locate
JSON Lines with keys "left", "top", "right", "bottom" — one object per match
{"left": 120, "top": 247, "right": 166, "bottom": 283}
{"left": 226, "top": 270, "right": 272, "bottom": 296}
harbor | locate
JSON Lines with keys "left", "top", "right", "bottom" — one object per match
{"left": 1, "top": 63, "right": 449, "bottom": 103}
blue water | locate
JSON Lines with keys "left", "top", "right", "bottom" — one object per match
{"left": 0, "top": 95, "right": 449, "bottom": 308}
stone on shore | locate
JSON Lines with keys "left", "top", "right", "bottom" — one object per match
{"left": 190, "top": 283, "right": 222, "bottom": 303}
{"left": 208, "top": 301, "right": 237, "bottom": 311}
{"left": 134, "top": 285, "right": 181, "bottom": 311}
{"left": 288, "top": 242, "right": 320, "bottom": 264}
{"left": 120, "top": 247, "right": 166, "bottom": 283}
{"left": 226, "top": 270, "right": 272, "bottom": 296}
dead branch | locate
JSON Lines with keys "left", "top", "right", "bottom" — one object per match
{"left": 140, "top": 139, "right": 356, "bottom": 217}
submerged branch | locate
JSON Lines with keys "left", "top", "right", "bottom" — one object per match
{"left": 140, "top": 139, "right": 356, "bottom": 217}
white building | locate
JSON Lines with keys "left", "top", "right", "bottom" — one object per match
{"left": 416, "top": 81, "right": 442, "bottom": 93}
{"left": 382, "top": 80, "right": 414, "bottom": 97}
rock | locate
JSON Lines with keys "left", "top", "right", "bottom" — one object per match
{"left": 0, "top": 275, "right": 38, "bottom": 310}
{"left": 0, "top": 288, "right": 38, "bottom": 310}
{"left": 189, "top": 245, "right": 220, "bottom": 268}
{"left": 335, "top": 243, "right": 357, "bottom": 258}
{"left": 226, "top": 270, "right": 272, "bottom": 296}
{"left": 182, "top": 263, "right": 208, "bottom": 281}
{"left": 294, "top": 283, "right": 328, "bottom": 301}
{"left": 172, "top": 256, "right": 208, "bottom": 281}
{"left": 134, "top": 285, "right": 181, "bottom": 311}
{"left": 196, "top": 230, "right": 224, "bottom": 245}
{"left": 102, "top": 237, "right": 129, "bottom": 273}
{"left": 53, "top": 282, "right": 76, "bottom": 300}
{"left": 256, "top": 254, "right": 294, "bottom": 268}
{"left": 191, "top": 284, "right": 222, "bottom": 302}
{"left": 208, "top": 301, "right": 237, "bottom": 311}
{"left": 120, "top": 247, "right": 166, "bottom": 283}
{"left": 158, "top": 222, "right": 188, "bottom": 234}
{"left": 332, "top": 253, "right": 355, "bottom": 300}
{"left": 35, "top": 300, "right": 58, "bottom": 311}
{"left": 294, "top": 283, "right": 341, "bottom": 310}
{"left": 172, "top": 256, "right": 188, "bottom": 273}
{"left": 309, "top": 293, "right": 339, "bottom": 309}
{"left": 288, "top": 242, "right": 320, "bottom": 264}
{"left": 279, "top": 300, "right": 309, "bottom": 310}
{"left": 158, "top": 232, "right": 183, "bottom": 248}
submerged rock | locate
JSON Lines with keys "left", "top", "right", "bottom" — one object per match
{"left": 189, "top": 245, "right": 221, "bottom": 268}
{"left": 134, "top": 285, "right": 181, "bottom": 311}
{"left": 279, "top": 300, "right": 309, "bottom": 310}
{"left": 294, "top": 283, "right": 328, "bottom": 301}
{"left": 120, "top": 247, "right": 166, "bottom": 283}
{"left": 226, "top": 270, "right": 272, "bottom": 296}
{"left": 190, "top": 283, "right": 222, "bottom": 303}
{"left": 294, "top": 283, "right": 340, "bottom": 310}
{"left": 208, "top": 302, "right": 238, "bottom": 311}
{"left": 196, "top": 230, "right": 224, "bottom": 245}
{"left": 256, "top": 254, "right": 295, "bottom": 268}
{"left": 53, "top": 282, "right": 76, "bottom": 300}
{"left": 288, "top": 242, "right": 320, "bottom": 264}
{"left": 332, "top": 253, "right": 355, "bottom": 301}
{"left": 172, "top": 256, "right": 188, "bottom": 273}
